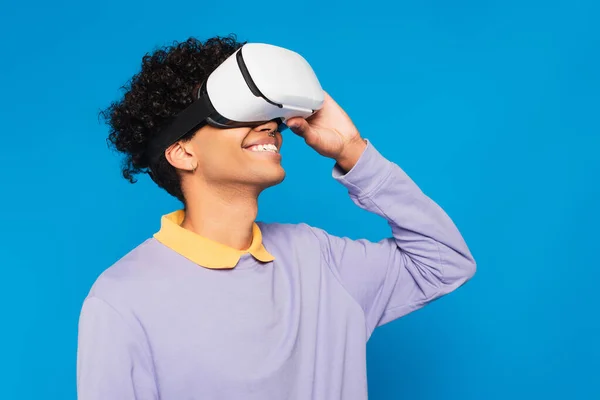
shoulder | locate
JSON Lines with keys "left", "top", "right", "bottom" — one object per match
{"left": 256, "top": 221, "right": 332, "bottom": 262}
{"left": 256, "top": 221, "right": 325, "bottom": 244}
{"left": 84, "top": 238, "right": 170, "bottom": 309}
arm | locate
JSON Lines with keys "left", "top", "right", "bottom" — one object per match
{"left": 77, "top": 297, "right": 158, "bottom": 400}
{"left": 286, "top": 91, "right": 476, "bottom": 336}
{"left": 309, "top": 140, "right": 476, "bottom": 336}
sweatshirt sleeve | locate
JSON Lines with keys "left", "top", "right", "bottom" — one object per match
{"left": 77, "top": 296, "right": 159, "bottom": 400}
{"left": 308, "top": 140, "right": 476, "bottom": 336}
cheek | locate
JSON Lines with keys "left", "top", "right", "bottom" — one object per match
{"left": 197, "top": 138, "right": 247, "bottom": 176}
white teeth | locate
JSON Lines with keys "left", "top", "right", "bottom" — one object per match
{"left": 249, "top": 144, "right": 278, "bottom": 153}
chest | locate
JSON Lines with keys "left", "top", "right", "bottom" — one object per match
{"left": 136, "top": 253, "right": 366, "bottom": 397}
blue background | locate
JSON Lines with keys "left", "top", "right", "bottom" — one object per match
{"left": 1, "top": 0, "right": 598, "bottom": 398}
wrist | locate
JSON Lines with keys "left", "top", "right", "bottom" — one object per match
{"left": 335, "top": 137, "right": 367, "bottom": 173}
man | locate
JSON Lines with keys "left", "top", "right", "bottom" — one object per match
{"left": 77, "top": 35, "right": 476, "bottom": 399}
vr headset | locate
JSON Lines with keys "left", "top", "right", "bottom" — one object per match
{"left": 146, "top": 43, "right": 325, "bottom": 163}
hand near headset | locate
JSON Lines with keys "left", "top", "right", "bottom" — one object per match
{"left": 285, "top": 91, "right": 367, "bottom": 172}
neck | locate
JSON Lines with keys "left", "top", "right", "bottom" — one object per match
{"left": 181, "top": 183, "right": 259, "bottom": 251}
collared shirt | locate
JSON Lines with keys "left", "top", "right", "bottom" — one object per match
{"left": 154, "top": 209, "right": 274, "bottom": 269}
{"left": 77, "top": 141, "right": 476, "bottom": 400}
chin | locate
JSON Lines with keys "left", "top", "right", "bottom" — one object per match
{"left": 255, "top": 168, "right": 286, "bottom": 190}
{"left": 265, "top": 169, "right": 286, "bottom": 187}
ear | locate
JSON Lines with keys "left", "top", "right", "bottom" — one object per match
{"left": 164, "top": 141, "right": 197, "bottom": 172}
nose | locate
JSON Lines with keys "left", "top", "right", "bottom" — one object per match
{"left": 253, "top": 120, "right": 280, "bottom": 133}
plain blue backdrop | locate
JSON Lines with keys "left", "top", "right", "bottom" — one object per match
{"left": 1, "top": 0, "right": 598, "bottom": 398}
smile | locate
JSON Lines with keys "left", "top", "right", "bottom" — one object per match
{"left": 245, "top": 144, "right": 279, "bottom": 153}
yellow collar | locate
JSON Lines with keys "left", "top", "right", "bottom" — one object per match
{"left": 153, "top": 210, "right": 275, "bottom": 269}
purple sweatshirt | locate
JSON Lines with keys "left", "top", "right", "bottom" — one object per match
{"left": 77, "top": 141, "right": 476, "bottom": 399}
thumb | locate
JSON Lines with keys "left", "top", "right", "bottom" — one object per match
{"left": 285, "top": 117, "right": 310, "bottom": 137}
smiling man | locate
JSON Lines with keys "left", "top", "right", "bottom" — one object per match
{"left": 77, "top": 36, "right": 476, "bottom": 400}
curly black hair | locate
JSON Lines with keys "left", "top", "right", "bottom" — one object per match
{"left": 100, "top": 35, "right": 245, "bottom": 203}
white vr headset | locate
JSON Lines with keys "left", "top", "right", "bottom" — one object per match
{"left": 147, "top": 43, "right": 325, "bottom": 162}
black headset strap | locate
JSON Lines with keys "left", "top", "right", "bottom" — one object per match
{"left": 145, "top": 87, "right": 214, "bottom": 164}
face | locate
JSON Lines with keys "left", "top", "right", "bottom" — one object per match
{"left": 167, "top": 120, "right": 285, "bottom": 191}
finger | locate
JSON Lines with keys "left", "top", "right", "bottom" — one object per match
{"left": 286, "top": 117, "right": 310, "bottom": 137}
